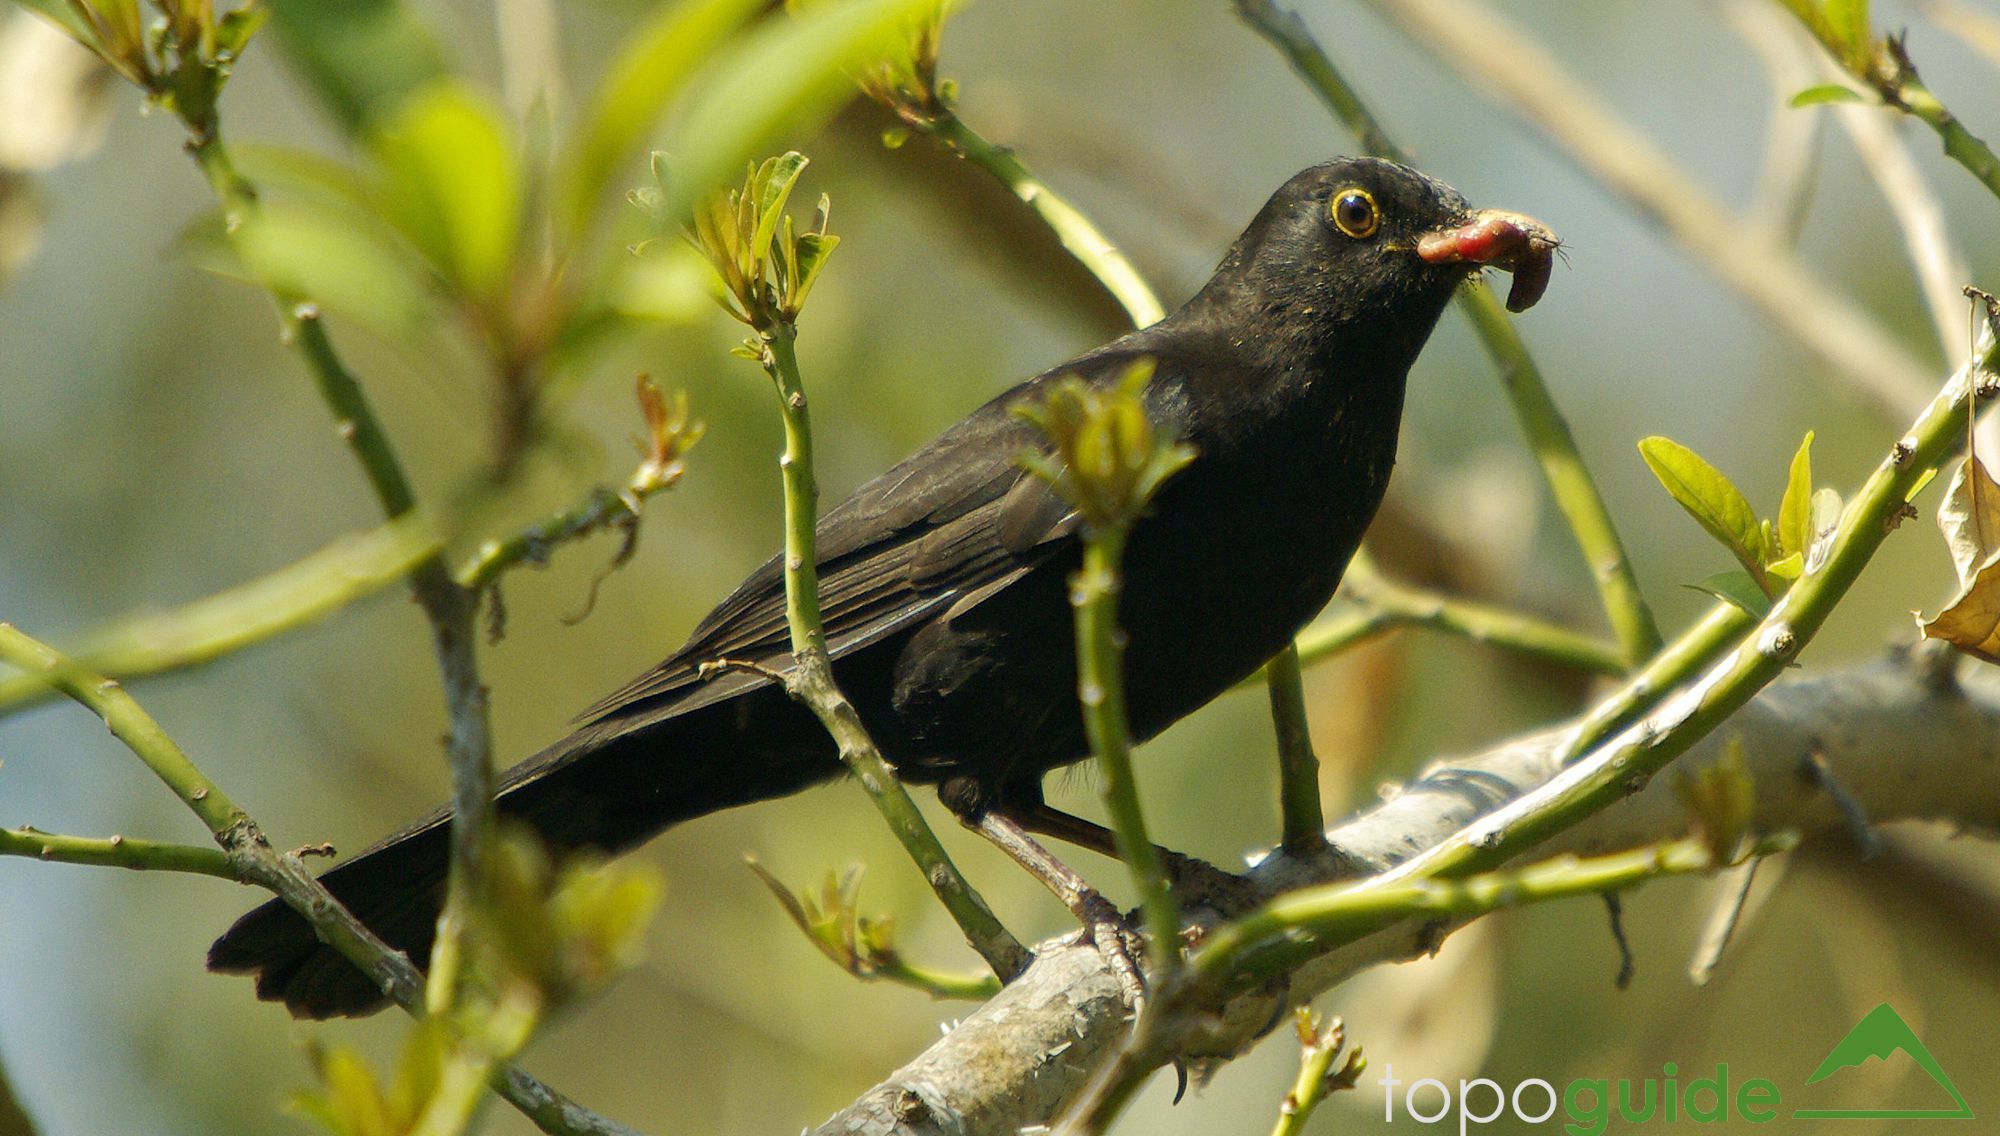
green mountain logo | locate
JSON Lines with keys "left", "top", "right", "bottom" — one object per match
{"left": 1793, "top": 1003, "right": 1974, "bottom": 1120}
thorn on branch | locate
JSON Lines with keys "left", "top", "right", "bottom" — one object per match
{"left": 1803, "top": 746, "right": 1880, "bottom": 857}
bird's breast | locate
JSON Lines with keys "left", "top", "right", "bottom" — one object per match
{"left": 1112, "top": 371, "right": 1407, "bottom": 740}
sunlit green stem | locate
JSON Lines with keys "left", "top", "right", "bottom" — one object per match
{"left": 1191, "top": 840, "right": 1724, "bottom": 994}
{"left": 1060, "top": 836, "right": 1738, "bottom": 1136}
{"left": 1343, "top": 552, "right": 1628, "bottom": 676}
{"left": 1374, "top": 341, "right": 1994, "bottom": 885}
{"left": 0, "top": 826, "right": 237, "bottom": 878}
{"left": 1269, "top": 1020, "right": 1351, "bottom": 1136}
{"left": 1784, "top": 19, "right": 2000, "bottom": 204}
{"left": 760, "top": 325, "right": 1031, "bottom": 981}
{"left": 0, "top": 623, "right": 427, "bottom": 1011}
{"left": 1889, "top": 66, "right": 2000, "bottom": 201}
{"left": 186, "top": 119, "right": 496, "bottom": 1015}
{"left": 1234, "top": 0, "right": 1661, "bottom": 668}
{"left": 1072, "top": 529, "right": 1180, "bottom": 973}
{"left": 0, "top": 624, "right": 252, "bottom": 838}
{"left": 924, "top": 113, "right": 1165, "bottom": 328}
{"left": 1263, "top": 644, "right": 1326, "bottom": 853}
{"left": 873, "top": 960, "right": 1004, "bottom": 1001}
{"left": 1288, "top": 608, "right": 1394, "bottom": 670}
{"left": 1558, "top": 602, "right": 1756, "bottom": 763}
{"left": 1245, "top": 561, "right": 1627, "bottom": 694}
{"left": 1454, "top": 290, "right": 1661, "bottom": 665}
{"left": 0, "top": 518, "right": 436, "bottom": 720}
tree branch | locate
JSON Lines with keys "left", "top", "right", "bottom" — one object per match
{"left": 810, "top": 645, "right": 2000, "bottom": 1136}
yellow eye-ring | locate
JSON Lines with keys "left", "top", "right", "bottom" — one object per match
{"left": 1330, "top": 188, "right": 1380, "bottom": 239}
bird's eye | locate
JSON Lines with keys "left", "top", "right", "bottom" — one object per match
{"left": 1330, "top": 188, "right": 1380, "bottom": 239}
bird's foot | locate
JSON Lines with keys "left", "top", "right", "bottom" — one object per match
{"left": 1070, "top": 887, "right": 1151, "bottom": 1013}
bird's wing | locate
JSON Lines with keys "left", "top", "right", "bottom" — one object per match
{"left": 572, "top": 364, "right": 1114, "bottom": 727}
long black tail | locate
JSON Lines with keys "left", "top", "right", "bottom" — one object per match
{"left": 208, "top": 686, "right": 842, "bottom": 1018}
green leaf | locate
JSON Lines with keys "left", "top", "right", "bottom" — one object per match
{"left": 1765, "top": 552, "right": 1804, "bottom": 582}
{"left": 231, "top": 145, "right": 378, "bottom": 212}
{"left": 660, "top": 0, "right": 943, "bottom": 221}
{"left": 792, "top": 230, "right": 839, "bottom": 309}
{"left": 1778, "top": 0, "right": 1873, "bottom": 72}
{"left": 368, "top": 82, "right": 521, "bottom": 301}
{"left": 1790, "top": 84, "right": 1866, "bottom": 107}
{"left": 751, "top": 151, "right": 810, "bottom": 260}
{"left": 265, "top": 0, "right": 450, "bottom": 134}
{"left": 1638, "top": 436, "right": 1768, "bottom": 579}
{"left": 557, "top": 0, "right": 766, "bottom": 239}
{"left": 1686, "top": 570, "right": 1773, "bottom": 618}
{"left": 234, "top": 203, "right": 436, "bottom": 341}
{"left": 214, "top": 3, "right": 269, "bottom": 56}
{"left": 1824, "top": 0, "right": 1871, "bottom": 65}
{"left": 12, "top": 0, "right": 96, "bottom": 46}
{"left": 1777, "top": 430, "right": 1814, "bottom": 558}
{"left": 606, "top": 240, "right": 712, "bottom": 323}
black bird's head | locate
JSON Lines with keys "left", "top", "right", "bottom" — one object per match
{"left": 1185, "top": 156, "right": 1557, "bottom": 372}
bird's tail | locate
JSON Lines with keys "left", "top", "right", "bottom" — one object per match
{"left": 209, "top": 692, "right": 843, "bottom": 1017}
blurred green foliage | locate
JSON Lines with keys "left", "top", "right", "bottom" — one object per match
{"left": 2, "top": 0, "right": 1998, "bottom": 1134}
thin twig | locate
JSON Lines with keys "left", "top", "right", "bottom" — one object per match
{"left": 1268, "top": 1012, "right": 1360, "bottom": 1136}
{"left": 1057, "top": 317, "right": 1994, "bottom": 1131}
{"left": 758, "top": 323, "right": 1030, "bottom": 981}
{"left": 923, "top": 114, "right": 1164, "bottom": 327}
{"left": 814, "top": 642, "right": 2000, "bottom": 1136}
{"left": 0, "top": 623, "right": 634, "bottom": 1136}
{"left": 1071, "top": 522, "right": 1181, "bottom": 973}
{"left": 0, "top": 826, "right": 237, "bottom": 878}
{"left": 1245, "top": 559, "right": 1629, "bottom": 688}
{"left": 1341, "top": 553, "right": 1628, "bottom": 677}
{"left": 455, "top": 377, "right": 700, "bottom": 598}
{"left": 179, "top": 123, "right": 631, "bottom": 1136}
{"left": 1687, "top": 856, "right": 1766, "bottom": 985}
{"left": 0, "top": 517, "right": 437, "bottom": 719}
{"left": 1287, "top": 607, "right": 1393, "bottom": 671}
{"left": 1555, "top": 603, "right": 1757, "bottom": 763}
{"left": 1372, "top": 334, "right": 1995, "bottom": 886}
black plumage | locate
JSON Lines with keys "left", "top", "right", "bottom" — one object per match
{"left": 209, "top": 157, "right": 1556, "bottom": 1017}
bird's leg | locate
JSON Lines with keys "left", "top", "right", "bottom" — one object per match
{"left": 940, "top": 779, "right": 1149, "bottom": 1008}
{"left": 1011, "top": 801, "right": 1264, "bottom": 919}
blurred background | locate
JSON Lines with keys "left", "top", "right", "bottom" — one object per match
{"left": 2, "top": 0, "right": 1999, "bottom": 1132}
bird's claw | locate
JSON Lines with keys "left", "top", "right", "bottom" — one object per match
{"left": 1073, "top": 889, "right": 1151, "bottom": 1014}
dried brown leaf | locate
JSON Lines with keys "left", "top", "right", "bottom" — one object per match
{"left": 1918, "top": 456, "right": 2000, "bottom": 662}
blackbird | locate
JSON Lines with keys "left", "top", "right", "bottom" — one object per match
{"left": 210, "top": 157, "right": 1557, "bottom": 1017}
